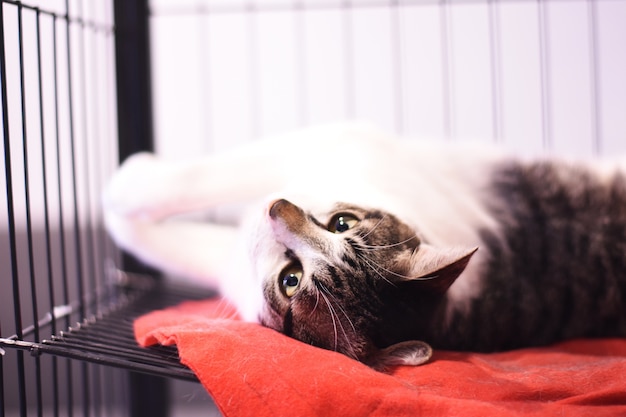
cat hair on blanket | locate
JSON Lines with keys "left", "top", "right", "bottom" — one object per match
{"left": 104, "top": 123, "right": 626, "bottom": 370}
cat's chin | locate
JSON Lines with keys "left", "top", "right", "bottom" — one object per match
{"left": 257, "top": 307, "right": 282, "bottom": 333}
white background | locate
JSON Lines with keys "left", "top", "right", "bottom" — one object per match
{"left": 150, "top": 0, "right": 626, "bottom": 160}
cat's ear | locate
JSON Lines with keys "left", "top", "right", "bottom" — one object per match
{"left": 405, "top": 244, "right": 478, "bottom": 294}
{"left": 367, "top": 341, "right": 433, "bottom": 371}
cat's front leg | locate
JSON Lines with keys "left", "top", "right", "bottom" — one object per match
{"left": 104, "top": 209, "right": 239, "bottom": 286}
{"left": 103, "top": 146, "right": 290, "bottom": 221}
{"left": 103, "top": 152, "right": 189, "bottom": 221}
{"left": 104, "top": 206, "right": 263, "bottom": 321}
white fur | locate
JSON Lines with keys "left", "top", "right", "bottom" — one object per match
{"left": 103, "top": 123, "right": 505, "bottom": 322}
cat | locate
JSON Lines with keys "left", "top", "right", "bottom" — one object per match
{"left": 103, "top": 122, "right": 626, "bottom": 370}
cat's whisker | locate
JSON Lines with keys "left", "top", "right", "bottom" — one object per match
{"left": 215, "top": 302, "right": 226, "bottom": 319}
{"left": 318, "top": 290, "right": 339, "bottom": 352}
{"left": 354, "top": 234, "right": 420, "bottom": 251}
{"left": 318, "top": 283, "right": 357, "bottom": 335}
{"left": 308, "top": 283, "right": 321, "bottom": 318}
{"left": 317, "top": 285, "right": 359, "bottom": 360}
{"left": 214, "top": 297, "right": 236, "bottom": 319}
{"left": 356, "top": 253, "right": 398, "bottom": 286}
{"left": 358, "top": 213, "right": 389, "bottom": 240}
{"left": 365, "top": 256, "right": 417, "bottom": 281}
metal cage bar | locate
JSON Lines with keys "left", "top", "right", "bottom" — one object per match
{"left": 0, "top": 1, "right": 203, "bottom": 416}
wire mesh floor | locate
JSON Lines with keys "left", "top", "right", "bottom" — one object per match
{"left": 0, "top": 279, "right": 214, "bottom": 383}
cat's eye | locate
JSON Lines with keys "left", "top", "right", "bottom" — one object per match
{"left": 328, "top": 214, "right": 359, "bottom": 233}
{"left": 280, "top": 265, "right": 303, "bottom": 298}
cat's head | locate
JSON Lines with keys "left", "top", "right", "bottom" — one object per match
{"left": 255, "top": 198, "right": 476, "bottom": 370}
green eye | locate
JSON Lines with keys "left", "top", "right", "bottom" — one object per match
{"left": 280, "top": 265, "right": 303, "bottom": 298}
{"left": 328, "top": 214, "right": 359, "bottom": 233}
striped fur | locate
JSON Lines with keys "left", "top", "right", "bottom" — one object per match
{"left": 433, "top": 161, "right": 626, "bottom": 351}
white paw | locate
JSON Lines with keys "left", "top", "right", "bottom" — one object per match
{"left": 102, "top": 152, "right": 177, "bottom": 221}
{"left": 103, "top": 211, "right": 146, "bottom": 252}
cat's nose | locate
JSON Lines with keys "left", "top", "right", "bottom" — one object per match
{"left": 269, "top": 199, "right": 327, "bottom": 253}
{"left": 268, "top": 199, "right": 304, "bottom": 222}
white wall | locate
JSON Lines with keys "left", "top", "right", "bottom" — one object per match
{"left": 149, "top": 0, "right": 626, "bottom": 159}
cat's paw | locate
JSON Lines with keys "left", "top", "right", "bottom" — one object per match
{"left": 367, "top": 340, "right": 433, "bottom": 371}
{"left": 103, "top": 210, "right": 148, "bottom": 253}
{"left": 103, "top": 152, "right": 178, "bottom": 221}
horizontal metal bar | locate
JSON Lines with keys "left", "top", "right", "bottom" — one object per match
{"left": 45, "top": 338, "right": 182, "bottom": 369}
{"left": 1, "top": 268, "right": 175, "bottom": 341}
{"left": 0, "top": 337, "right": 197, "bottom": 382}
{"left": 1, "top": 279, "right": 214, "bottom": 385}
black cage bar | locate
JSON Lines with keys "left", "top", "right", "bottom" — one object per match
{"left": 0, "top": 1, "right": 210, "bottom": 417}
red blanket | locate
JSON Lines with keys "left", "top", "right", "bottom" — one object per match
{"left": 135, "top": 298, "right": 626, "bottom": 417}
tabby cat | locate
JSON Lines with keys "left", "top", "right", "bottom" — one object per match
{"left": 104, "top": 123, "right": 626, "bottom": 370}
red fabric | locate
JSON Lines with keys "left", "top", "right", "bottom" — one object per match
{"left": 135, "top": 298, "right": 626, "bottom": 417}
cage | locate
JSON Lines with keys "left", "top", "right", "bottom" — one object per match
{"left": 0, "top": 1, "right": 214, "bottom": 416}
{"left": 1, "top": 0, "right": 626, "bottom": 416}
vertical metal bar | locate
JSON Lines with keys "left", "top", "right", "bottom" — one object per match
{"left": 129, "top": 373, "right": 169, "bottom": 417}
{"left": 52, "top": 15, "right": 70, "bottom": 330}
{"left": 1, "top": 4, "right": 28, "bottom": 417}
{"left": 113, "top": 0, "right": 154, "bottom": 160}
{"left": 488, "top": 0, "right": 503, "bottom": 144}
{"left": 91, "top": 364, "right": 102, "bottom": 417}
{"left": 76, "top": 0, "right": 98, "bottom": 319}
{"left": 103, "top": 366, "right": 113, "bottom": 417}
{"left": 113, "top": 1, "right": 156, "bottom": 278}
{"left": 64, "top": 0, "right": 87, "bottom": 323}
{"left": 16, "top": 5, "right": 45, "bottom": 416}
{"left": 113, "top": 2, "right": 169, "bottom": 417}
{"left": 36, "top": 13, "right": 61, "bottom": 414}
{"left": 0, "top": 1, "right": 23, "bottom": 343}
{"left": 52, "top": 13, "right": 75, "bottom": 417}
{"left": 17, "top": 0, "right": 41, "bottom": 347}
{"left": 587, "top": 0, "right": 601, "bottom": 155}
{"left": 91, "top": 22, "right": 109, "bottom": 311}
{"left": 103, "top": 6, "right": 121, "bottom": 301}
{"left": 36, "top": 6, "right": 58, "bottom": 342}
{"left": 64, "top": 0, "right": 92, "bottom": 414}
{"left": 85, "top": 26, "right": 103, "bottom": 383}
{"left": 537, "top": 0, "right": 552, "bottom": 151}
